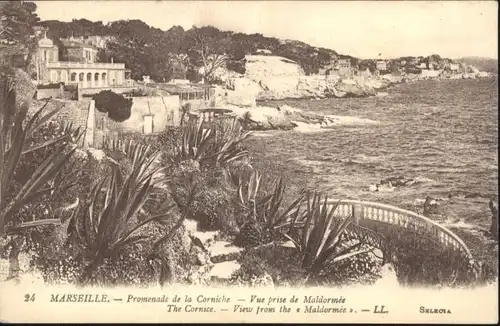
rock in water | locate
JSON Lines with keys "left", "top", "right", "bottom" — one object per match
{"left": 380, "top": 176, "right": 415, "bottom": 187}
{"left": 377, "top": 182, "right": 395, "bottom": 192}
{"left": 423, "top": 196, "right": 439, "bottom": 216}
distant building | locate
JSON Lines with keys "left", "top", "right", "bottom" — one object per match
{"left": 255, "top": 49, "right": 272, "bottom": 55}
{"left": 405, "top": 66, "right": 422, "bottom": 74}
{"left": 409, "top": 58, "right": 420, "bottom": 66}
{"left": 152, "top": 82, "right": 216, "bottom": 110}
{"left": 376, "top": 60, "right": 388, "bottom": 72}
{"left": 60, "top": 38, "right": 99, "bottom": 63}
{"left": 449, "top": 63, "right": 459, "bottom": 71}
{"left": 337, "top": 58, "right": 352, "bottom": 76}
{"left": 34, "top": 32, "right": 131, "bottom": 89}
{"left": 60, "top": 35, "right": 113, "bottom": 50}
{"left": 82, "top": 35, "right": 113, "bottom": 49}
{"left": 171, "top": 79, "right": 190, "bottom": 84}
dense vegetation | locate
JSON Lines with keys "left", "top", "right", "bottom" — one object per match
{"left": 37, "top": 19, "right": 339, "bottom": 81}
{"left": 92, "top": 90, "right": 133, "bottom": 122}
{"left": 0, "top": 1, "right": 40, "bottom": 72}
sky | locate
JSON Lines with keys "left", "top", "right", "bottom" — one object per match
{"left": 34, "top": 0, "right": 498, "bottom": 59}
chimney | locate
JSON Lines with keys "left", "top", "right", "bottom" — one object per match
{"left": 111, "top": 57, "right": 114, "bottom": 63}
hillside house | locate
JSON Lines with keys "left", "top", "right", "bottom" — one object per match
{"left": 60, "top": 38, "right": 99, "bottom": 63}
{"left": 65, "top": 35, "right": 114, "bottom": 49}
{"left": 154, "top": 83, "right": 216, "bottom": 110}
{"left": 449, "top": 63, "right": 459, "bottom": 72}
{"left": 376, "top": 60, "right": 388, "bottom": 72}
{"left": 34, "top": 31, "right": 132, "bottom": 91}
{"left": 255, "top": 49, "right": 272, "bottom": 55}
{"left": 405, "top": 66, "right": 422, "bottom": 74}
{"left": 318, "top": 59, "right": 337, "bottom": 76}
{"left": 337, "top": 58, "right": 352, "bottom": 77}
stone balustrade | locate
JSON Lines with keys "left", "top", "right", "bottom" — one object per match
{"left": 327, "top": 199, "right": 473, "bottom": 259}
{"left": 46, "top": 62, "right": 126, "bottom": 69}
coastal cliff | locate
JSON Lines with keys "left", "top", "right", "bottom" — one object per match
{"left": 213, "top": 55, "right": 495, "bottom": 132}
{"left": 223, "top": 55, "right": 493, "bottom": 102}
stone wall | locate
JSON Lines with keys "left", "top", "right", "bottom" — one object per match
{"left": 84, "top": 100, "right": 96, "bottom": 148}
{"left": 35, "top": 87, "right": 62, "bottom": 100}
{"left": 48, "top": 99, "right": 92, "bottom": 148}
{"left": 94, "top": 95, "right": 181, "bottom": 148}
{"left": 78, "top": 86, "right": 136, "bottom": 100}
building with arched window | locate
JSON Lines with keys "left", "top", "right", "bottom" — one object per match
{"left": 34, "top": 32, "right": 131, "bottom": 89}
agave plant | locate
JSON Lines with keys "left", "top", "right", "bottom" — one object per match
{"left": 238, "top": 169, "right": 262, "bottom": 216}
{"left": 238, "top": 171, "right": 303, "bottom": 231}
{"left": 0, "top": 73, "right": 80, "bottom": 237}
{"left": 171, "top": 118, "right": 251, "bottom": 167}
{"left": 68, "top": 143, "right": 177, "bottom": 285}
{"left": 258, "top": 177, "right": 304, "bottom": 231}
{"left": 284, "top": 193, "right": 373, "bottom": 283}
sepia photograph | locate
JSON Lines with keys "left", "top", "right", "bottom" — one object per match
{"left": 0, "top": 0, "right": 498, "bottom": 323}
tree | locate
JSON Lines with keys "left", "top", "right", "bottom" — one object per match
{"left": 34, "top": 18, "right": 343, "bottom": 79}
{"left": 92, "top": 90, "right": 132, "bottom": 122}
{"left": 187, "top": 27, "right": 232, "bottom": 83}
{"left": 0, "top": 1, "right": 40, "bottom": 71}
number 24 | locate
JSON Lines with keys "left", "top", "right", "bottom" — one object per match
{"left": 24, "top": 294, "right": 36, "bottom": 302}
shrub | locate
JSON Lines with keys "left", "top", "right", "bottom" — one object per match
{"left": 168, "top": 161, "right": 239, "bottom": 233}
{"left": 92, "top": 90, "right": 132, "bottom": 122}
{"left": 230, "top": 243, "right": 306, "bottom": 287}
{"left": 61, "top": 143, "right": 181, "bottom": 286}
{"left": 1, "top": 71, "right": 85, "bottom": 281}
{"left": 311, "top": 232, "right": 384, "bottom": 287}
{"left": 169, "top": 118, "right": 251, "bottom": 168}
{"left": 234, "top": 170, "right": 303, "bottom": 247}
{"left": 160, "top": 119, "right": 252, "bottom": 234}
{"left": 284, "top": 193, "right": 376, "bottom": 285}
{"left": 377, "top": 226, "right": 481, "bottom": 287}
{"left": 241, "top": 172, "right": 303, "bottom": 230}
{"left": 1, "top": 72, "right": 78, "bottom": 238}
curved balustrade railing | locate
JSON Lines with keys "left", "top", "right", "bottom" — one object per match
{"left": 327, "top": 199, "right": 473, "bottom": 260}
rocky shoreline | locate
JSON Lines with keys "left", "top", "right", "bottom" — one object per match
{"left": 222, "top": 68, "right": 494, "bottom": 104}
{"left": 213, "top": 69, "right": 495, "bottom": 132}
{"left": 256, "top": 71, "right": 494, "bottom": 101}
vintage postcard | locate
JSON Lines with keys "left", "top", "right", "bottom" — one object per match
{"left": 0, "top": 0, "right": 498, "bottom": 323}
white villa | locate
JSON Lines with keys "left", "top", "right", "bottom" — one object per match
{"left": 34, "top": 32, "right": 131, "bottom": 89}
